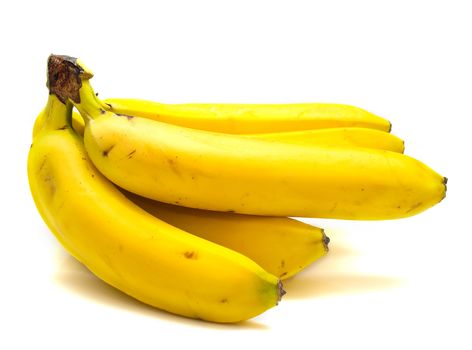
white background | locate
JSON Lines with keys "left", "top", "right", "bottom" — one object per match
{"left": 1, "top": 1, "right": 471, "bottom": 349}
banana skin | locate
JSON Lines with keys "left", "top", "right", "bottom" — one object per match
{"left": 32, "top": 96, "right": 329, "bottom": 281}
{"left": 29, "top": 75, "right": 283, "bottom": 322}
{"left": 127, "top": 191, "right": 329, "bottom": 280}
{"left": 104, "top": 97, "right": 392, "bottom": 133}
{"left": 72, "top": 75, "right": 446, "bottom": 220}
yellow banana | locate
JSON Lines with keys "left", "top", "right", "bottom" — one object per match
{"left": 68, "top": 56, "right": 447, "bottom": 220}
{"left": 34, "top": 111, "right": 403, "bottom": 152}
{"left": 104, "top": 97, "right": 392, "bottom": 133}
{"left": 127, "top": 191, "right": 329, "bottom": 279}
{"left": 28, "top": 56, "right": 283, "bottom": 322}
{"left": 32, "top": 101, "right": 329, "bottom": 281}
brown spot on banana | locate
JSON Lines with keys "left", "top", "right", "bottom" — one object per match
{"left": 406, "top": 202, "right": 423, "bottom": 213}
{"left": 126, "top": 150, "right": 136, "bottom": 159}
{"left": 38, "top": 159, "right": 56, "bottom": 197}
{"left": 183, "top": 251, "right": 198, "bottom": 259}
{"left": 167, "top": 158, "right": 181, "bottom": 176}
{"left": 116, "top": 113, "right": 134, "bottom": 120}
{"left": 102, "top": 144, "right": 115, "bottom": 157}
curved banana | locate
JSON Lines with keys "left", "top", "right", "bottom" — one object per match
{"left": 32, "top": 104, "right": 329, "bottom": 281}
{"left": 127, "top": 192, "right": 329, "bottom": 279}
{"left": 28, "top": 57, "right": 283, "bottom": 322}
{"left": 103, "top": 98, "right": 391, "bottom": 133}
{"left": 66, "top": 56, "right": 446, "bottom": 220}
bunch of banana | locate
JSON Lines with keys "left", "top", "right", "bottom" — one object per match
{"left": 28, "top": 55, "right": 446, "bottom": 323}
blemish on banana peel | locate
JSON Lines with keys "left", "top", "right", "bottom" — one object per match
{"left": 167, "top": 158, "right": 181, "bottom": 176}
{"left": 329, "top": 202, "right": 338, "bottom": 213}
{"left": 99, "top": 108, "right": 106, "bottom": 115}
{"left": 127, "top": 150, "right": 136, "bottom": 159}
{"left": 183, "top": 251, "right": 198, "bottom": 259}
{"left": 39, "top": 162, "right": 56, "bottom": 197}
{"left": 406, "top": 201, "right": 423, "bottom": 213}
{"left": 102, "top": 144, "right": 115, "bottom": 157}
{"left": 56, "top": 125, "right": 68, "bottom": 130}
{"left": 277, "top": 280, "right": 286, "bottom": 304}
{"left": 220, "top": 298, "right": 228, "bottom": 303}
{"left": 44, "top": 176, "right": 55, "bottom": 195}
{"left": 116, "top": 113, "right": 134, "bottom": 120}
{"left": 280, "top": 260, "right": 285, "bottom": 268}
{"left": 38, "top": 158, "right": 47, "bottom": 173}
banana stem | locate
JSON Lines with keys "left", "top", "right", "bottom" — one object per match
{"left": 76, "top": 80, "right": 111, "bottom": 121}
{"left": 47, "top": 54, "right": 108, "bottom": 122}
{"left": 47, "top": 55, "right": 86, "bottom": 104}
{"left": 38, "top": 95, "right": 73, "bottom": 132}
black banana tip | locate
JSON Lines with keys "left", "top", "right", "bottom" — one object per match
{"left": 440, "top": 176, "right": 448, "bottom": 202}
{"left": 276, "top": 280, "right": 286, "bottom": 304}
{"left": 322, "top": 229, "right": 330, "bottom": 252}
{"left": 47, "top": 54, "right": 92, "bottom": 104}
{"left": 47, "top": 55, "right": 82, "bottom": 104}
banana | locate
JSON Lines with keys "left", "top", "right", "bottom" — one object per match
{"left": 36, "top": 111, "right": 403, "bottom": 151}
{"left": 28, "top": 56, "right": 283, "bottom": 322}
{"left": 127, "top": 191, "right": 329, "bottom": 280}
{"left": 32, "top": 100, "right": 329, "bottom": 281}
{"left": 104, "top": 97, "right": 392, "bottom": 133}
{"left": 61, "top": 56, "right": 446, "bottom": 220}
